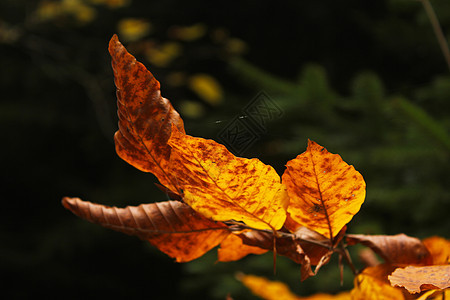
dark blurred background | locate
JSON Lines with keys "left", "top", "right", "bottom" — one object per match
{"left": 1, "top": 0, "right": 449, "bottom": 299}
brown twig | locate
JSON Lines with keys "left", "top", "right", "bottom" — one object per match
{"left": 420, "top": 0, "right": 450, "bottom": 71}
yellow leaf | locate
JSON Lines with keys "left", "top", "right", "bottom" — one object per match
{"left": 239, "top": 274, "right": 351, "bottom": 300}
{"left": 282, "top": 140, "right": 365, "bottom": 239}
{"left": 117, "top": 18, "right": 152, "bottom": 42}
{"left": 188, "top": 73, "right": 224, "bottom": 105}
{"left": 145, "top": 42, "right": 181, "bottom": 67}
{"left": 168, "top": 23, "right": 207, "bottom": 41}
{"left": 351, "top": 264, "right": 405, "bottom": 300}
{"left": 218, "top": 233, "right": 267, "bottom": 262}
{"left": 167, "top": 126, "right": 289, "bottom": 230}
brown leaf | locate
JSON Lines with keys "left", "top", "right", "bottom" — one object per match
{"left": 282, "top": 140, "right": 366, "bottom": 240}
{"left": 109, "top": 34, "right": 185, "bottom": 194}
{"left": 238, "top": 230, "right": 314, "bottom": 281}
{"left": 217, "top": 233, "right": 267, "bottom": 262}
{"left": 346, "top": 233, "right": 432, "bottom": 265}
{"left": 167, "top": 126, "right": 289, "bottom": 230}
{"left": 62, "top": 197, "right": 230, "bottom": 262}
{"left": 388, "top": 265, "right": 450, "bottom": 294}
{"left": 284, "top": 215, "right": 346, "bottom": 265}
{"left": 351, "top": 264, "right": 405, "bottom": 300}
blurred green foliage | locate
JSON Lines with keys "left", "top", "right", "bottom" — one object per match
{"left": 1, "top": 0, "right": 449, "bottom": 299}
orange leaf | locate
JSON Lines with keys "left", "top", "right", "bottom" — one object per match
{"left": 217, "top": 233, "right": 267, "bottom": 262}
{"left": 346, "top": 233, "right": 432, "bottom": 265}
{"left": 167, "top": 127, "right": 289, "bottom": 230}
{"left": 351, "top": 264, "right": 405, "bottom": 300}
{"left": 422, "top": 236, "right": 450, "bottom": 265}
{"left": 109, "top": 34, "right": 185, "bottom": 194}
{"left": 282, "top": 140, "right": 365, "bottom": 239}
{"left": 62, "top": 197, "right": 229, "bottom": 262}
{"left": 388, "top": 265, "right": 450, "bottom": 294}
{"left": 239, "top": 274, "right": 351, "bottom": 300}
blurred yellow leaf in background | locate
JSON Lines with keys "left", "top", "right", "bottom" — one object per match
{"left": 188, "top": 73, "right": 223, "bottom": 105}
{"left": 117, "top": 18, "right": 152, "bottom": 42}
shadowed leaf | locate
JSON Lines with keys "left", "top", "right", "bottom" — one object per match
{"left": 389, "top": 265, "right": 450, "bottom": 294}
{"left": 346, "top": 233, "right": 432, "bottom": 265}
{"left": 109, "top": 34, "right": 185, "bottom": 194}
{"left": 62, "top": 197, "right": 230, "bottom": 262}
{"left": 282, "top": 140, "right": 365, "bottom": 239}
{"left": 167, "top": 126, "right": 289, "bottom": 230}
{"left": 238, "top": 230, "right": 314, "bottom": 280}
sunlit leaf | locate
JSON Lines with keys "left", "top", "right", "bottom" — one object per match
{"left": 388, "top": 265, "right": 450, "bottom": 294}
{"left": 422, "top": 236, "right": 450, "bottom": 264}
{"left": 62, "top": 197, "right": 230, "bottom": 262}
{"left": 282, "top": 140, "right": 365, "bottom": 239}
{"left": 351, "top": 264, "right": 405, "bottom": 300}
{"left": 239, "top": 274, "right": 351, "bottom": 300}
{"left": 109, "top": 34, "right": 185, "bottom": 194}
{"left": 217, "top": 233, "right": 267, "bottom": 262}
{"left": 346, "top": 233, "right": 432, "bottom": 265}
{"left": 167, "top": 126, "right": 289, "bottom": 230}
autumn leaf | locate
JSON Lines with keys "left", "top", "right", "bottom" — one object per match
{"left": 109, "top": 34, "right": 185, "bottom": 194}
{"left": 346, "top": 233, "right": 432, "bottom": 265}
{"left": 282, "top": 140, "right": 365, "bottom": 239}
{"left": 217, "top": 233, "right": 267, "bottom": 262}
{"left": 167, "top": 126, "right": 289, "bottom": 230}
{"left": 422, "top": 236, "right": 450, "bottom": 264}
{"left": 351, "top": 264, "right": 405, "bottom": 300}
{"left": 238, "top": 230, "right": 315, "bottom": 281}
{"left": 239, "top": 274, "right": 351, "bottom": 300}
{"left": 284, "top": 215, "right": 346, "bottom": 265}
{"left": 388, "top": 265, "right": 450, "bottom": 294}
{"left": 62, "top": 197, "right": 230, "bottom": 262}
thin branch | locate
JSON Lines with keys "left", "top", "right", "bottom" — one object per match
{"left": 420, "top": 0, "right": 450, "bottom": 71}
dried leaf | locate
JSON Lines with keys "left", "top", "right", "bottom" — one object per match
{"left": 109, "top": 34, "right": 185, "bottom": 194}
{"left": 238, "top": 230, "right": 314, "bottom": 281}
{"left": 217, "top": 233, "right": 267, "bottom": 262}
{"left": 346, "top": 233, "right": 432, "bottom": 265}
{"left": 422, "top": 236, "right": 450, "bottom": 264}
{"left": 388, "top": 265, "right": 450, "bottom": 294}
{"left": 62, "top": 197, "right": 229, "bottom": 262}
{"left": 284, "top": 215, "right": 346, "bottom": 265}
{"left": 351, "top": 264, "right": 405, "bottom": 300}
{"left": 282, "top": 140, "right": 365, "bottom": 239}
{"left": 239, "top": 274, "right": 351, "bottom": 300}
{"left": 167, "top": 126, "right": 289, "bottom": 230}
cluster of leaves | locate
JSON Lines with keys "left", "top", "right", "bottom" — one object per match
{"left": 63, "top": 35, "right": 449, "bottom": 299}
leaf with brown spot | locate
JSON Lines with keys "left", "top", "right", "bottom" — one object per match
{"left": 351, "top": 264, "right": 406, "bottom": 300}
{"left": 388, "top": 265, "right": 450, "bottom": 294}
{"left": 346, "top": 233, "right": 432, "bottom": 265}
{"left": 217, "top": 233, "right": 267, "bottom": 262}
{"left": 109, "top": 34, "right": 185, "bottom": 194}
{"left": 167, "top": 126, "right": 289, "bottom": 230}
{"left": 62, "top": 197, "right": 230, "bottom": 262}
{"left": 282, "top": 140, "right": 365, "bottom": 240}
